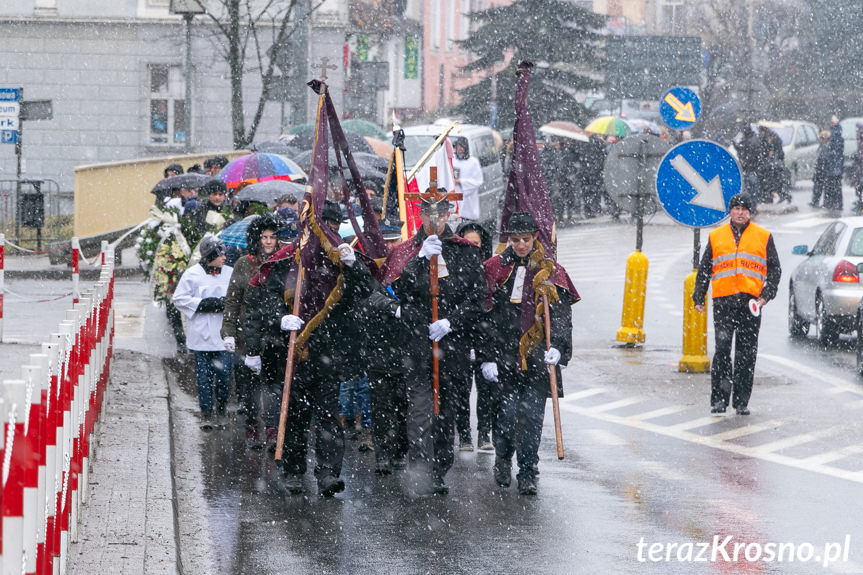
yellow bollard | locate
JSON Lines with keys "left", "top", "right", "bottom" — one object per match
{"left": 616, "top": 250, "right": 648, "bottom": 344}
{"left": 679, "top": 269, "right": 710, "bottom": 372}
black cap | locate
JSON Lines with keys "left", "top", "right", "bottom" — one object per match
{"left": 379, "top": 218, "right": 404, "bottom": 241}
{"left": 504, "top": 212, "right": 538, "bottom": 234}
{"left": 199, "top": 236, "right": 226, "bottom": 263}
{"left": 728, "top": 193, "right": 752, "bottom": 212}
{"left": 164, "top": 163, "right": 184, "bottom": 178}
{"left": 204, "top": 156, "right": 229, "bottom": 170}
{"left": 201, "top": 179, "right": 227, "bottom": 196}
{"left": 321, "top": 200, "right": 344, "bottom": 225}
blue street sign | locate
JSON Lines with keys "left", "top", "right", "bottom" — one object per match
{"left": 1, "top": 130, "right": 18, "bottom": 144}
{"left": 0, "top": 88, "right": 20, "bottom": 102}
{"left": 655, "top": 140, "right": 742, "bottom": 228}
{"left": 660, "top": 86, "right": 701, "bottom": 130}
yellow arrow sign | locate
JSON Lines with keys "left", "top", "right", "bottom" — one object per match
{"left": 663, "top": 92, "right": 696, "bottom": 123}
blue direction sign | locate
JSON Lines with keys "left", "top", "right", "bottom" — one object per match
{"left": 0, "top": 88, "right": 20, "bottom": 145}
{"left": 660, "top": 86, "right": 701, "bottom": 130}
{"left": 0, "top": 88, "right": 20, "bottom": 102}
{"left": 655, "top": 140, "right": 742, "bottom": 228}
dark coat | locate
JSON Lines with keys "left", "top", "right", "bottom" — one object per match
{"left": 827, "top": 124, "right": 845, "bottom": 177}
{"left": 734, "top": 131, "right": 764, "bottom": 174}
{"left": 244, "top": 251, "right": 375, "bottom": 380}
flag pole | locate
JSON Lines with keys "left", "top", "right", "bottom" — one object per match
{"left": 543, "top": 294, "right": 565, "bottom": 460}
{"left": 405, "top": 121, "right": 461, "bottom": 182}
{"left": 275, "top": 264, "right": 304, "bottom": 461}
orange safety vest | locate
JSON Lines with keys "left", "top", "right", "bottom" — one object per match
{"left": 709, "top": 222, "right": 770, "bottom": 299}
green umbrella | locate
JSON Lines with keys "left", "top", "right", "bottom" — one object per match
{"left": 342, "top": 119, "right": 388, "bottom": 140}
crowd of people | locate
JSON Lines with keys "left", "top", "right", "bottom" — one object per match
{"left": 143, "top": 159, "right": 579, "bottom": 498}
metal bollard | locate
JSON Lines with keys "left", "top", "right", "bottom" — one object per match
{"left": 0, "top": 233, "right": 5, "bottom": 343}
{"left": 616, "top": 250, "right": 649, "bottom": 345}
{"left": 679, "top": 270, "right": 710, "bottom": 373}
{"left": 71, "top": 238, "right": 80, "bottom": 306}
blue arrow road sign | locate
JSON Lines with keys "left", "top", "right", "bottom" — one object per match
{"left": 660, "top": 87, "right": 701, "bottom": 130}
{"left": 655, "top": 140, "right": 742, "bottom": 228}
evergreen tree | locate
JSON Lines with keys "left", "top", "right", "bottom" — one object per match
{"left": 455, "top": 0, "right": 606, "bottom": 129}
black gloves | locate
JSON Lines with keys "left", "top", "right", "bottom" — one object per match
{"left": 196, "top": 297, "right": 225, "bottom": 313}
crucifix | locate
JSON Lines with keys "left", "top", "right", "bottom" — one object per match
{"left": 314, "top": 56, "right": 338, "bottom": 82}
{"left": 405, "top": 166, "right": 462, "bottom": 414}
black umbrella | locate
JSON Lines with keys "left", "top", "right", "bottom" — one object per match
{"left": 150, "top": 173, "right": 218, "bottom": 195}
{"left": 285, "top": 128, "right": 374, "bottom": 155}
{"left": 291, "top": 149, "right": 389, "bottom": 178}
{"left": 234, "top": 180, "right": 306, "bottom": 205}
{"left": 247, "top": 140, "right": 305, "bottom": 158}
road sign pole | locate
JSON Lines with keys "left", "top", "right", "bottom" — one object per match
{"left": 15, "top": 87, "right": 22, "bottom": 242}
{"left": 679, "top": 226, "right": 709, "bottom": 372}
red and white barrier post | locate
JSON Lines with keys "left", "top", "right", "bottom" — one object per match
{"left": 71, "top": 238, "right": 80, "bottom": 306}
{"left": 21, "top": 361, "right": 43, "bottom": 575}
{"left": 2, "top": 379, "right": 26, "bottom": 575}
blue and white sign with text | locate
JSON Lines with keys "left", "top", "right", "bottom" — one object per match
{"left": 660, "top": 87, "right": 701, "bottom": 130}
{"left": 656, "top": 140, "right": 741, "bottom": 228}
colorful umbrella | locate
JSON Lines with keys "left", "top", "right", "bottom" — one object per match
{"left": 585, "top": 115, "right": 630, "bottom": 137}
{"left": 217, "top": 216, "right": 258, "bottom": 248}
{"left": 539, "top": 121, "right": 589, "bottom": 142}
{"left": 219, "top": 153, "right": 306, "bottom": 189}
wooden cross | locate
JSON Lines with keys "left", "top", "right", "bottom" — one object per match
{"left": 314, "top": 56, "right": 338, "bottom": 82}
{"left": 404, "top": 166, "right": 463, "bottom": 205}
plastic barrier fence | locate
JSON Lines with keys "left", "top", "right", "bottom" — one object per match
{"left": 1, "top": 244, "right": 115, "bottom": 575}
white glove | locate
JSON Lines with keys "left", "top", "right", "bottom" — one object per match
{"left": 544, "top": 347, "right": 561, "bottom": 366}
{"left": 470, "top": 349, "right": 476, "bottom": 362}
{"left": 394, "top": 305, "right": 401, "bottom": 318}
{"left": 481, "top": 362, "right": 499, "bottom": 382}
{"left": 223, "top": 336, "right": 236, "bottom": 353}
{"left": 419, "top": 235, "right": 443, "bottom": 259}
{"left": 428, "top": 318, "right": 452, "bottom": 342}
{"left": 281, "top": 314, "right": 305, "bottom": 332}
{"left": 244, "top": 355, "right": 262, "bottom": 374}
{"left": 337, "top": 243, "right": 356, "bottom": 267}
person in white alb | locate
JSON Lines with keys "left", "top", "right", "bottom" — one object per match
{"left": 452, "top": 137, "right": 484, "bottom": 222}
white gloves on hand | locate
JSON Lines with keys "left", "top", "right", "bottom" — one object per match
{"left": 281, "top": 314, "right": 305, "bottom": 332}
{"left": 470, "top": 349, "right": 476, "bottom": 362}
{"left": 337, "top": 243, "right": 356, "bottom": 267}
{"left": 244, "top": 355, "right": 262, "bottom": 374}
{"left": 481, "top": 362, "right": 499, "bottom": 382}
{"left": 544, "top": 347, "right": 561, "bottom": 366}
{"left": 394, "top": 305, "right": 402, "bottom": 318}
{"left": 223, "top": 336, "right": 236, "bottom": 353}
{"left": 428, "top": 318, "right": 452, "bottom": 342}
{"left": 419, "top": 235, "right": 443, "bottom": 259}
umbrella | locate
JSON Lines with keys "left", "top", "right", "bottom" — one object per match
{"left": 291, "top": 149, "right": 389, "bottom": 179}
{"left": 150, "top": 173, "right": 218, "bottom": 195}
{"left": 285, "top": 123, "right": 314, "bottom": 135}
{"left": 287, "top": 127, "right": 374, "bottom": 154}
{"left": 365, "top": 136, "right": 393, "bottom": 158}
{"left": 247, "top": 140, "right": 304, "bottom": 157}
{"left": 219, "top": 153, "right": 306, "bottom": 189}
{"left": 217, "top": 216, "right": 259, "bottom": 248}
{"left": 626, "top": 118, "right": 663, "bottom": 136}
{"left": 342, "top": 119, "right": 389, "bottom": 140}
{"left": 585, "top": 115, "right": 630, "bottom": 137}
{"left": 538, "top": 121, "right": 589, "bottom": 142}
{"left": 235, "top": 180, "right": 306, "bottom": 206}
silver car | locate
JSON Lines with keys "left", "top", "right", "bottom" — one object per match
{"left": 789, "top": 217, "right": 863, "bottom": 344}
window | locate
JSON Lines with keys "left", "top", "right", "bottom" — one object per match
{"left": 813, "top": 223, "right": 844, "bottom": 256}
{"left": 446, "top": 0, "right": 455, "bottom": 50}
{"left": 431, "top": 3, "right": 440, "bottom": 50}
{"left": 661, "top": 0, "right": 684, "bottom": 35}
{"left": 149, "top": 64, "right": 186, "bottom": 146}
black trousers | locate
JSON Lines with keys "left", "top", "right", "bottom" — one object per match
{"left": 711, "top": 300, "right": 761, "bottom": 409}
{"left": 259, "top": 345, "right": 288, "bottom": 429}
{"left": 368, "top": 369, "right": 408, "bottom": 462}
{"left": 233, "top": 354, "right": 261, "bottom": 426}
{"left": 281, "top": 358, "right": 344, "bottom": 480}
{"left": 454, "top": 361, "right": 499, "bottom": 439}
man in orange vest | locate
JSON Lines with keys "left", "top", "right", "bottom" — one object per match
{"left": 693, "top": 193, "right": 781, "bottom": 415}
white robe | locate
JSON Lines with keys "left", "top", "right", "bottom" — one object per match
{"left": 452, "top": 155, "right": 483, "bottom": 221}
{"left": 172, "top": 263, "right": 233, "bottom": 351}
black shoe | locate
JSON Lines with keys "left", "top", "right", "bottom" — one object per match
{"left": 285, "top": 474, "right": 305, "bottom": 494}
{"left": 216, "top": 402, "right": 227, "bottom": 417}
{"left": 711, "top": 402, "right": 727, "bottom": 414}
{"left": 478, "top": 433, "right": 494, "bottom": 451}
{"left": 458, "top": 435, "right": 474, "bottom": 452}
{"left": 200, "top": 411, "right": 214, "bottom": 431}
{"left": 318, "top": 475, "right": 345, "bottom": 497}
{"left": 432, "top": 476, "right": 449, "bottom": 495}
{"left": 391, "top": 456, "right": 407, "bottom": 470}
{"left": 517, "top": 474, "right": 537, "bottom": 496}
{"left": 494, "top": 457, "right": 511, "bottom": 488}
{"left": 736, "top": 406, "right": 750, "bottom": 416}
{"left": 375, "top": 458, "right": 392, "bottom": 475}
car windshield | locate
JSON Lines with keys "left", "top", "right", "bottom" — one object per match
{"left": 846, "top": 227, "right": 863, "bottom": 257}
{"left": 774, "top": 126, "right": 793, "bottom": 146}
{"left": 403, "top": 135, "right": 439, "bottom": 167}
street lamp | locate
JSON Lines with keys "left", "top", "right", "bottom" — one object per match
{"left": 169, "top": 0, "right": 206, "bottom": 154}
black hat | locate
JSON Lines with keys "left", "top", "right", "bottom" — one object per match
{"left": 504, "top": 212, "right": 538, "bottom": 234}
{"left": 204, "top": 156, "right": 229, "bottom": 170}
{"left": 419, "top": 187, "right": 452, "bottom": 214}
{"left": 321, "top": 200, "right": 345, "bottom": 225}
{"left": 275, "top": 208, "right": 300, "bottom": 240}
{"left": 199, "top": 235, "right": 226, "bottom": 263}
{"left": 379, "top": 218, "right": 404, "bottom": 241}
{"left": 164, "top": 163, "right": 184, "bottom": 178}
{"left": 201, "top": 179, "right": 228, "bottom": 196}
{"left": 728, "top": 193, "right": 752, "bottom": 212}
{"left": 369, "top": 197, "right": 384, "bottom": 214}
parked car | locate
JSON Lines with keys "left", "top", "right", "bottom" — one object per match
{"left": 774, "top": 120, "right": 820, "bottom": 184}
{"left": 788, "top": 217, "right": 863, "bottom": 345}
{"left": 402, "top": 122, "right": 506, "bottom": 232}
{"left": 839, "top": 117, "right": 863, "bottom": 181}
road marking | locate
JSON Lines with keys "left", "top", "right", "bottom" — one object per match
{"left": 759, "top": 353, "right": 863, "bottom": 397}
{"left": 754, "top": 425, "right": 850, "bottom": 453}
{"left": 589, "top": 397, "right": 643, "bottom": 413}
{"left": 559, "top": 404, "right": 863, "bottom": 485}
{"left": 627, "top": 406, "right": 688, "bottom": 421}
{"left": 801, "top": 443, "right": 863, "bottom": 466}
{"left": 584, "top": 428, "right": 628, "bottom": 446}
{"left": 640, "top": 460, "right": 687, "bottom": 481}
{"left": 562, "top": 387, "right": 607, "bottom": 402}
{"left": 708, "top": 420, "right": 782, "bottom": 441}
{"left": 668, "top": 416, "right": 722, "bottom": 431}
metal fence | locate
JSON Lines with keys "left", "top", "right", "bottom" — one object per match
{"left": 0, "top": 178, "right": 71, "bottom": 247}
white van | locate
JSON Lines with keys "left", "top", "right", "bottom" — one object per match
{"left": 402, "top": 123, "right": 505, "bottom": 232}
